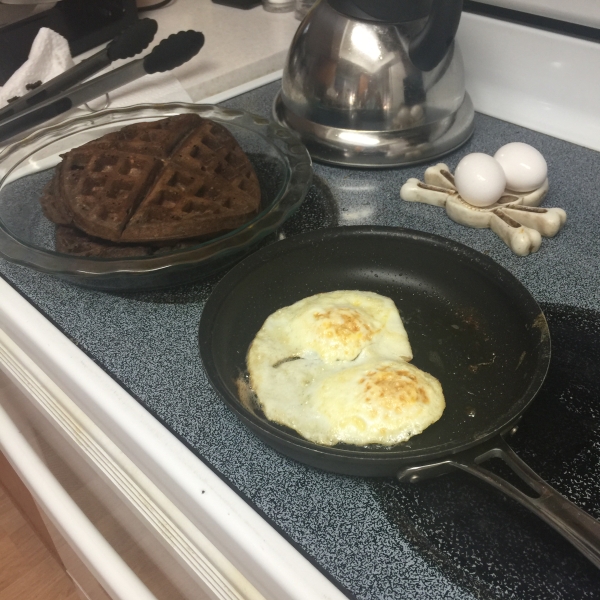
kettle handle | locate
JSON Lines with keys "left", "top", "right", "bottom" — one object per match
{"left": 409, "top": 0, "right": 463, "bottom": 72}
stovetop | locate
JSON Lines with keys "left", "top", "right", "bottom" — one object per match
{"left": 373, "top": 303, "right": 600, "bottom": 599}
{"left": 1, "top": 81, "right": 599, "bottom": 599}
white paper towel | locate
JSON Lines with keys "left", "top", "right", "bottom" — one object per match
{"left": 0, "top": 27, "right": 74, "bottom": 107}
{"left": 0, "top": 25, "right": 193, "bottom": 113}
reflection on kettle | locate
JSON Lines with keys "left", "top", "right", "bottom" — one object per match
{"left": 274, "top": 0, "right": 474, "bottom": 167}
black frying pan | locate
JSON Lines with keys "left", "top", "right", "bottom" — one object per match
{"left": 199, "top": 226, "right": 600, "bottom": 568}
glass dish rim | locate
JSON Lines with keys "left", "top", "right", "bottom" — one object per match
{"left": 0, "top": 102, "right": 313, "bottom": 277}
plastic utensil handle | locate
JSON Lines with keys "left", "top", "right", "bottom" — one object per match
{"left": 398, "top": 435, "right": 600, "bottom": 568}
{"left": 106, "top": 18, "right": 158, "bottom": 61}
{"left": 143, "top": 30, "right": 205, "bottom": 73}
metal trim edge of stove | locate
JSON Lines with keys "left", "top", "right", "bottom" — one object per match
{"left": 0, "top": 278, "right": 349, "bottom": 600}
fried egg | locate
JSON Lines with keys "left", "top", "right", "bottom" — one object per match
{"left": 248, "top": 290, "right": 412, "bottom": 366}
{"left": 247, "top": 290, "right": 445, "bottom": 447}
{"left": 313, "top": 360, "right": 445, "bottom": 445}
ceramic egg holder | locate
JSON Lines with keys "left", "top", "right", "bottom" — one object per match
{"left": 400, "top": 163, "right": 567, "bottom": 256}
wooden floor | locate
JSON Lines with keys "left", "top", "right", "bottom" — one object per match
{"left": 0, "top": 483, "right": 79, "bottom": 600}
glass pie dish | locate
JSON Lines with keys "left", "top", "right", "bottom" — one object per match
{"left": 0, "top": 103, "right": 312, "bottom": 291}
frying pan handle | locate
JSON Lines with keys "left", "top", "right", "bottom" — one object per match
{"left": 398, "top": 435, "right": 600, "bottom": 569}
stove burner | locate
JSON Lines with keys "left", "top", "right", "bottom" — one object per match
{"left": 372, "top": 303, "right": 600, "bottom": 599}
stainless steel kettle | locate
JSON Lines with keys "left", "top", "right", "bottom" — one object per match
{"left": 274, "top": 0, "right": 474, "bottom": 167}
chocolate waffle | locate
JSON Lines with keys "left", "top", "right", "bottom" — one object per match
{"left": 40, "top": 177, "right": 70, "bottom": 226}
{"left": 55, "top": 226, "right": 153, "bottom": 258}
{"left": 41, "top": 114, "right": 261, "bottom": 249}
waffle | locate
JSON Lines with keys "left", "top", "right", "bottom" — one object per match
{"left": 54, "top": 225, "right": 215, "bottom": 259}
{"left": 78, "top": 113, "right": 199, "bottom": 159}
{"left": 42, "top": 114, "right": 261, "bottom": 247}
{"left": 55, "top": 225, "right": 153, "bottom": 258}
{"left": 40, "top": 176, "right": 71, "bottom": 225}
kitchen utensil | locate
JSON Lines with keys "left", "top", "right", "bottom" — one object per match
{"left": 0, "top": 30, "right": 205, "bottom": 143}
{"left": 0, "top": 0, "right": 138, "bottom": 85}
{"left": 0, "top": 103, "right": 312, "bottom": 290}
{"left": 274, "top": 0, "right": 474, "bottom": 167}
{"left": 199, "top": 226, "right": 600, "bottom": 568}
{"left": 0, "top": 18, "right": 158, "bottom": 123}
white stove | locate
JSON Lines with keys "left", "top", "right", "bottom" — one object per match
{"left": 0, "top": 2, "right": 599, "bottom": 598}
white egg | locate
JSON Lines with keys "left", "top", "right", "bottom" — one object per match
{"left": 454, "top": 153, "right": 507, "bottom": 207}
{"left": 494, "top": 142, "right": 547, "bottom": 192}
{"left": 247, "top": 291, "right": 445, "bottom": 447}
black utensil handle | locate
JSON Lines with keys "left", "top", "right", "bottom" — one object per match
{"left": 144, "top": 30, "right": 205, "bottom": 74}
{"left": 398, "top": 435, "right": 600, "bottom": 569}
{"left": 106, "top": 18, "right": 158, "bottom": 61}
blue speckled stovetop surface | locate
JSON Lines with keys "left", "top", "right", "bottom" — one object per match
{"left": 2, "top": 82, "right": 600, "bottom": 600}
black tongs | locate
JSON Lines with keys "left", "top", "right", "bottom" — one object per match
{"left": 0, "top": 22, "right": 205, "bottom": 144}
{"left": 0, "top": 18, "right": 158, "bottom": 123}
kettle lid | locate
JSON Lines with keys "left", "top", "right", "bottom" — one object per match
{"left": 327, "top": 0, "right": 433, "bottom": 23}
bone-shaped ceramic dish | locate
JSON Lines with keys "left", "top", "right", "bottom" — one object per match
{"left": 400, "top": 163, "right": 567, "bottom": 256}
